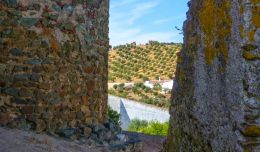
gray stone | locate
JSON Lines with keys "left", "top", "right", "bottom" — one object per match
{"left": 52, "top": 4, "right": 61, "bottom": 12}
{"left": 58, "top": 128, "right": 77, "bottom": 139}
{"left": 2, "top": 29, "right": 12, "bottom": 37}
{"left": 117, "top": 134, "right": 127, "bottom": 143}
{"left": 46, "top": 92, "right": 61, "bottom": 104}
{"left": 4, "top": 88, "right": 19, "bottom": 97}
{"left": 16, "top": 119, "right": 32, "bottom": 131}
{"left": 13, "top": 66, "right": 27, "bottom": 72}
{"left": 64, "top": 5, "right": 75, "bottom": 13}
{"left": 14, "top": 74, "right": 29, "bottom": 81}
{"left": 27, "top": 59, "right": 42, "bottom": 65}
{"left": 10, "top": 48, "right": 23, "bottom": 56}
{"left": 20, "top": 18, "right": 39, "bottom": 27}
{"left": 4, "top": 0, "right": 17, "bottom": 8}
{"left": 30, "top": 74, "right": 40, "bottom": 82}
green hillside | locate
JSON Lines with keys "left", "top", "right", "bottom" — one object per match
{"left": 108, "top": 42, "right": 182, "bottom": 83}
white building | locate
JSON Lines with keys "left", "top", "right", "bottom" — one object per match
{"left": 144, "top": 80, "right": 173, "bottom": 91}
{"left": 161, "top": 80, "right": 173, "bottom": 90}
{"left": 144, "top": 81, "right": 153, "bottom": 89}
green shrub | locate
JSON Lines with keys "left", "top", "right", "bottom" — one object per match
{"left": 144, "top": 87, "right": 151, "bottom": 93}
{"left": 113, "top": 84, "right": 118, "bottom": 89}
{"left": 118, "top": 83, "right": 125, "bottom": 92}
{"left": 108, "top": 106, "right": 120, "bottom": 126}
{"left": 118, "top": 91, "right": 128, "bottom": 98}
{"left": 153, "top": 91, "right": 158, "bottom": 96}
{"left": 153, "top": 83, "right": 162, "bottom": 90}
{"left": 128, "top": 119, "right": 169, "bottom": 136}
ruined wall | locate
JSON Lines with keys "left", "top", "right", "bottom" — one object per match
{"left": 0, "top": 0, "right": 109, "bottom": 135}
{"left": 165, "top": 0, "right": 260, "bottom": 152}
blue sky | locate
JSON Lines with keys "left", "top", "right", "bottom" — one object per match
{"left": 109, "top": 0, "right": 189, "bottom": 46}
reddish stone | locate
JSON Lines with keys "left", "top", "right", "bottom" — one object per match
{"left": 44, "top": 5, "right": 53, "bottom": 13}
{"left": 71, "top": 84, "right": 81, "bottom": 93}
{"left": 21, "top": 105, "right": 34, "bottom": 114}
{"left": 38, "top": 83, "right": 50, "bottom": 90}
{"left": 81, "top": 96, "right": 89, "bottom": 105}
{"left": 87, "top": 80, "right": 95, "bottom": 91}
{"left": 35, "top": 119, "right": 46, "bottom": 132}
{"left": 0, "top": 81, "right": 6, "bottom": 87}
{"left": 42, "top": 28, "right": 52, "bottom": 36}
{"left": 0, "top": 113, "right": 13, "bottom": 125}
{"left": 81, "top": 105, "right": 91, "bottom": 117}
{"left": 51, "top": 39, "right": 59, "bottom": 51}
{"left": 84, "top": 67, "right": 94, "bottom": 74}
{"left": 32, "top": 65, "right": 44, "bottom": 73}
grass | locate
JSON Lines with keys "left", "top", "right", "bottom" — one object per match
{"left": 128, "top": 119, "right": 169, "bottom": 136}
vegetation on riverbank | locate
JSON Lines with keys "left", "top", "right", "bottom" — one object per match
{"left": 128, "top": 119, "right": 169, "bottom": 136}
{"left": 108, "top": 82, "right": 171, "bottom": 108}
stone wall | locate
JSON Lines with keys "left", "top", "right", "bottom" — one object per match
{"left": 165, "top": 0, "right": 260, "bottom": 152}
{"left": 0, "top": 0, "right": 109, "bottom": 136}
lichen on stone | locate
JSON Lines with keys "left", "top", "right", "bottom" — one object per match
{"left": 198, "top": 0, "right": 232, "bottom": 65}
{"left": 243, "top": 51, "right": 260, "bottom": 60}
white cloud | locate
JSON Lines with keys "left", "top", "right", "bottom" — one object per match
{"left": 153, "top": 19, "right": 172, "bottom": 25}
{"left": 126, "top": 1, "right": 158, "bottom": 24}
{"left": 111, "top": 0, "right": 138, "bottom": 9}
{"left": 153, "top": 15, "right": 186, "bottom": 25}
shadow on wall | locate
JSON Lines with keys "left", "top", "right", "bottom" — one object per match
{"left": 120, "top": 100, "right": 131, "bottom": 130}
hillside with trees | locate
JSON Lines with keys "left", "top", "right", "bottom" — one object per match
{"left": 108, "top": 42, "right": 182, "bottom": 83}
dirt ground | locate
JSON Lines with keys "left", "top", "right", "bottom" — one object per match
{"left": 124, "top": 131, "right": 166, "bottom": 152}
{"left": 0, "top": 127, "right": 165, "bottom": 152}
{"left": 0, "top": 127, "right": 103, "bottom": 152}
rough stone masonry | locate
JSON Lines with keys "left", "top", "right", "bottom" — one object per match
{"left": 165, "top": 0, "right": 260, "bottom": 152}
{"left": 0, "top": 0, "right": 109, "bottom": 136}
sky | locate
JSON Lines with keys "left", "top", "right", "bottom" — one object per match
{"left": 109, "top": 0, "right": 189, "bottom": 46}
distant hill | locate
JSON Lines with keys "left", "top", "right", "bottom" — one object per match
{"left": 108, "top": 42, "right": 182, "bottom": 83}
